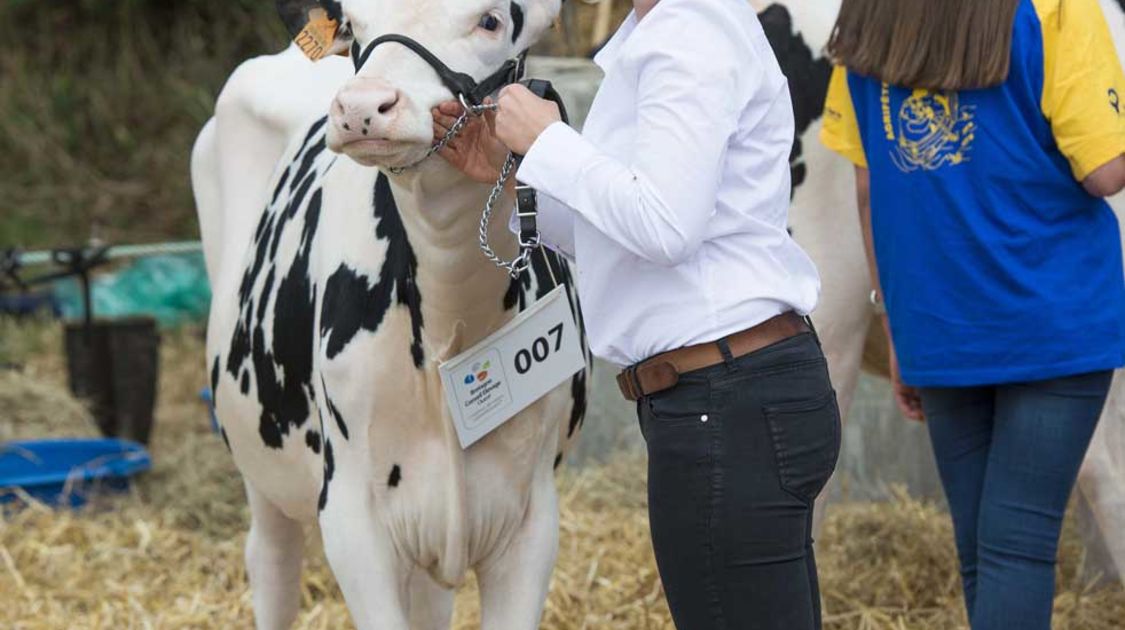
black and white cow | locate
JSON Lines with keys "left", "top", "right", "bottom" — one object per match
{"left": 762, "top": 0, "right": 1125, "bottom": 577}
{"left": 192, "top": 1, "right": 590, "bottom": 628}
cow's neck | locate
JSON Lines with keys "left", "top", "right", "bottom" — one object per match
{"left": 388, "top": 165, "right": 519, "bottom": 361}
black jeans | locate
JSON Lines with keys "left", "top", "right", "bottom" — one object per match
{"left": 638, "top": 332, "right": 841, "bottom": 630}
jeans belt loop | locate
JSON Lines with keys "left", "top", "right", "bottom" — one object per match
{"left": 629, "top": 365, "right": 645, "bottom": 400}
{"left": 716, "top": 338, "right": 737, "bottom": 369}
{"left": 803, "top": 314, "right": 822, "bottom": 349}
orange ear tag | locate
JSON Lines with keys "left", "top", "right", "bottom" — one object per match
{"left": 294, "top": 7, "right": 339, "bottom": 61}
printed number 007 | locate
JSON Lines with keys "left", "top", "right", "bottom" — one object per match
{"left": 514, "top": 323, "right": 564, "bottom": 375}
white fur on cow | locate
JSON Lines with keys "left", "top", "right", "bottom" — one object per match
{"left": 194, "top": 1, "right": 590, "bottom": 628}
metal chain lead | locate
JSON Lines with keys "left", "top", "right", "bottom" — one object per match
{"left": 478, "top": 153, "right": 539, "bottom": 278}
{"left": 386, "top": 100, "right": 494, "bottom": 175}
{"left": 389, "top": 96, "right": 537, "bottom": 277}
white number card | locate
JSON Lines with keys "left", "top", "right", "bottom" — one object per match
{"left": 439, "top": 285, "right": 585, "bottom": 449}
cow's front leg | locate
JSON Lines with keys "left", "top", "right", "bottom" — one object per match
{"left": 245, "top": 483, "right": 306, "bottom": 630}
{"left": 476, "top": 473, "right": 560, "bottom": 630}
{"left": 319, "top": 480, "right": 411, "bottom": 630}
{"left": 406, "top": 567, "right": 455, "bottom": 630}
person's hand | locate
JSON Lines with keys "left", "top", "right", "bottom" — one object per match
{"left": 495, "top": 84, "right": 562, "bottom": 156}
{"left": 885, "top": 320, "right": 924, "bottom": 421}
{"left": 432, "top": 99, "right": 508, "bottom": 185}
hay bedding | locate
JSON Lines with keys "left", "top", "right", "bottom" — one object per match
{"left": 1, "top": 319, "right": 1122, "bottom": 629}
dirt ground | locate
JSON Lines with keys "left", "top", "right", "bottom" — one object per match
{"left": 1, "top": 318, "right": 1122, "bottom": 629}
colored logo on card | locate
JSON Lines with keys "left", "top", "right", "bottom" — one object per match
{"left": 465, "top": 361, "right": 491, "bottom": 385}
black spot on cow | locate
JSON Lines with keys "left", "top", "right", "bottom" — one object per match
{"left": 257, "top": 400, "right": 284, "bottom": 448}
{"left": 759, "top": 4, "right": 832, "bottom": 196}
{"left": 299, "top": 114, "right": 330, "bottom": 157}
{"left": 292, "top": 139, "right": 327, "bottom": 195}
{"left": 530, "top": 248, "right": 564, "bottom": 301}
{"left": 553, "top": 453, "right": 563, "bottom": 470}
{"left": 318, "top": 438, "right": 335, "bottom": 512}
{"left": 510, "top": 2, "right": 525, "bottom": 43}
{"left": 226, "top": 118, "right": 330, "bottom": 451}
{"left": 254, "top": 190, "right": 321, "bottom": 447}
{"left": 253, "top": 208, "right": 271, "bottom": 245}
{"left": 504, "top": 246, "right": 568, "bottom": 313}
{"left": 388, "top": 464, "right": 402, "bottom": 488}
{"left": 232, "top": 118, "right": 325, "bottom": 316}
{"left": 322, "top": 377, "right": 351, "bottom": 440}
{"left": 220, "top": 427, "right": 231, "bottom": 452}
{"left": 271, "top": 168, "right": 291, "bottom": 206}
{"left": 567, "top": 370, "right": 588, "bottom": 438}
{"left": 210, "top": 356, "right": 220, "bottom": 401}
{"left": 546, "top": 253, "right": 590, "bottom": 365}
{"left": 227, "top": 309, "right": 252, "bottom": 383}
{"left": 256, "top": 267, "right": 276, "bottom": 320}
{"left": 320, "top": 173, "right": 425, "bottom": 367}
{"left": 240, "top": 215, "right": 275, "bottom": 305}
{"left": 273, "top": 173, "right": 317, "bottom": 258}
{"left": 503, "top": 275, "right": 522, "bottom": 311}
{"left": 306, "top": 429, "right": 322, "bottom": 454}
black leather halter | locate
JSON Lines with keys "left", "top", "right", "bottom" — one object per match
{"left": 351, "top": 34, "right": 524, "bottom": 106}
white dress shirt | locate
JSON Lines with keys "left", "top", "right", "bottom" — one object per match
{"left": 515, "top": 0, "right": 821, "bottom": 367}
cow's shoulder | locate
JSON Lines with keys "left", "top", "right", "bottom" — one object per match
{"left": 319, "top": 172, "right": 425, "bottom": 366}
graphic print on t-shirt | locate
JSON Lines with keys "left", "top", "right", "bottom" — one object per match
{"left": 885, "top": 87, "right": 977, "bottom": 173}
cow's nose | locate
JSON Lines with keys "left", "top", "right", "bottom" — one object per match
{"left": 330, "top": 80, "right": 403, "bottom": 140}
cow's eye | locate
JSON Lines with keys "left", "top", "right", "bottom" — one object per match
{"left": 478, "top": 13, "right": 502, "bottom": 32}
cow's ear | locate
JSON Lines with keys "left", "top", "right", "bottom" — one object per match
{"left": 514, "top": 0, "right": 562, "bottom": 49}
{"left": 276, "top": 0, "right": 352, "bottom": 61}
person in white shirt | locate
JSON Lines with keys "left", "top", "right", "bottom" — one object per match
{"left": 436, "top": 0, "right": 838, "bottom": 627}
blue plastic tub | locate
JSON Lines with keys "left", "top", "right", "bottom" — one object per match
{"left": 0, "top": 439, "right": 152, "bottom": 508}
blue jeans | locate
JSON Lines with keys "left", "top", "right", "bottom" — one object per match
{"left": 920, "top": 371, "right": 1112, "bottom": 630}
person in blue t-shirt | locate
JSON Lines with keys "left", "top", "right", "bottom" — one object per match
{"left": 822, "top": 0, "right": 1125, "bottom": 627}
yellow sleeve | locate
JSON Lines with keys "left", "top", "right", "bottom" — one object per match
{"left": 820, "top": 66, "right": 868, "bottom": 168}
{"left": 1039, "top": 0, "right": 1125, "bottom": 180}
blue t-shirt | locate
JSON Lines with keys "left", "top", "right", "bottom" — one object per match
{"left": 821, "top": 0, "right": 1125, "bottom": 387}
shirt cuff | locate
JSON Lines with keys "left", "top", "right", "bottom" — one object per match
{"left": 1066, "top": 133, "right": 1125, "bottom": 181}
{"left": 517, "top": 121, "right": 598, "bottom": 208}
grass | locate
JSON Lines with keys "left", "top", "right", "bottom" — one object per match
{"left": 0, "top": 0, "right": 287, "bottom": 249}
{"left": 0, "top": 0, "right": 630, "bottom": 252}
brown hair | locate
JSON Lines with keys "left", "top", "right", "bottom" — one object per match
{"left": 826, "top": 0, "right": 1023, "bottom": 91}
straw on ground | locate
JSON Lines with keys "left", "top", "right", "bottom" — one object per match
{"left": 1, "top": 319, "right": 1121, "bottom": 629}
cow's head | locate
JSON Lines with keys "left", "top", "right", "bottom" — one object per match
{"left": 279, "top": 0, "right": 561, "bottom": 169}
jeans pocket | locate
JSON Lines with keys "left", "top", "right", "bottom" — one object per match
{"left": 764, "top": 391, "right": 841, "bottom": 503}
{"left": 644, "top": 378, "right": 712, "bottom": 429}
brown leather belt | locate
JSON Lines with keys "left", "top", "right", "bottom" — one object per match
{"left": 616, "top": 312, "right": 810, "bottom": 402}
